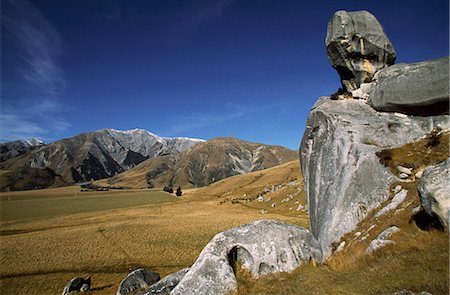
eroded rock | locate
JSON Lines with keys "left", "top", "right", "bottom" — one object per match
{"left": 171, "top": 220, "right": 322, "bottom": 295}
{"left": 300, "top": 97, "right": 449, "bottom": 257}
{"left": 368, "top": 57, "right": 450, "bottom": 115}
{"left": 326, "top": 10, "right": 396, "bottom": 92}
{"left": 418, "top": 158, "right": 450, "bottom": 230}
{"left": 117, "top": 268, "right": 160, "bottom": 295}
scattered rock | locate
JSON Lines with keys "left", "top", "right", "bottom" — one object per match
{"left": 398, "top": 173, "right": 409, "bottom": 179}
{"left": 271, "top": 203, "right": 276, "bottom": 208}
{"left": 62, "top": 276, "right": 91, "bottom": 295}
{"left": 117, "top": 268, "right": 160, "bottom": 295}
{"left": 418, "top": 158, "right": 450, "bottom": 230}
{"left": 335, "top": 241, "right": 346, "bottom": 252}
{"left": 415, "top": 170, "right": 424, "bottom": 179}
{"left": 142, "top": 268, "right": 190, "bottom": 295}
{"left": 368, "top": 57, "right": 450, "bottom": 116}
{"left": 375, "top": 189, "right": 408, "bottom": 217}
{"left": 257, "top": 196, "right": 264, "bottom": 202}
{"left": 365, "top": 226, "right": 400, "bottom": 254}
{"left": 300, "top": 97, "right": 448, "bottom": 257}
{"left": 260, "top": 209, "right": 267, "bottom": 214}
{"left": 171, "top": 220, "right": 322, "bottom": 295}
{"left": 397, "top": 166, "right": 412, "bottom": 175}
{"left": 393, "top": 185, "right": 402, "bottom": 194}
{"left": 326, "top": 10, "right": 396, "bottom": 92}
{"left": 354, "top": 232, "right": 361, "bottom": 237}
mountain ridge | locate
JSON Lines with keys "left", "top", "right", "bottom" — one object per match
{"left": 0, "top": 129, "right": 297, "bottom": 191}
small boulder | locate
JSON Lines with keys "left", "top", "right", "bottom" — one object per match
{"left": 418, "top": 158, "right": 450, "bottom": 230}
{"left": 117, "top": 268, "right": 160, "bottom": 295}
{"left": 365, "top": 226, "right": 400, "bottom": 255}
{"left": 326, "top": 10, "right": 396, "bottom": 92}
{"left": 62, "top": 276, "right": 91, "bottom": 295}
{"left": 368, "top": 57, "right": 449, "bottom": 115}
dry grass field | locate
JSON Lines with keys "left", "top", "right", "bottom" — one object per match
{"left": 0, "top": 157, "right": 448, "bottom": 294}
{"left": 0, "top": 161, "right": 308, "bottom": 295}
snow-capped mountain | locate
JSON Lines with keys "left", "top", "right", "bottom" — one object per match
{"left": 0, "top": 129, "right": 204, "bottom": 190}
{"left": 0, "top": 138, "right": 45, "bottom": 162}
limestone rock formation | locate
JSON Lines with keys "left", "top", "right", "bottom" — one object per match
{"left": 368, "top": 57, "right": 450, "bottom": 115}
{"left": 117, "top": 268, "right": 160, "bottom": 295}
{"left": 418, "top": 158, "right": 450, "bottom": 230}
{"left": 326, "top": 10, "right": 396, "bottom": 92}
{"left": 141, "top": 268, "right": 190, "bottom": 295}
{"left": 300, "top": 97, "right": 449, "bottom": 257}
{"left": 171, "top": 220, "right": 322, "bottom": 295}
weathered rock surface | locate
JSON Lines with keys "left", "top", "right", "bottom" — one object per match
{"left": 418, "top": 158, "right": 450, "bottom": 230}
{"left": 171, "top": 220, "right": 322, "bottom": 295}
{"left": 62, "top": 276, "right": 91, "bottom": 295}
{"left": 300, "top": 97, "right": 449, "bottom": 257}
{"left": 326, "top": 10, "right": 396, "bottom": 92}
{"left": 141, "top": 268, "right": 190, "bottom": 295}
{"left": 117, "top": 268, "right": 160, "bottom": 295}
{"left": 365, "top": 226, "right": 400, "bottom": 254}
{"left": 368, "top": 57, "right": 450, "bottom": 115}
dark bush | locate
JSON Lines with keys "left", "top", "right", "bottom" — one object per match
{"left": 163, "top": 186, "right": 173, "bottom": 193}
{"left": 176, "top": 186, "right": 182, "bottom": 196}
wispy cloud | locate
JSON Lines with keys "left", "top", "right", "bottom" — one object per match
{"left": 169, "top": 0, "right": 235, "bottom": 42}
{"left": 166, "top": 101, "right": 288, "bottom": 135}
{"left": 1, "top": 0, "right": 70, "bottom": 142}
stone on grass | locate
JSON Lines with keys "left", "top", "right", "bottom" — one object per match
{"left": 117, "top": 268, "right": 160, "bottom": 295}
{"left": 171, "top": 220, "right": 322, "bottom": 295}
{"left": 62, "top": 276, "right": 91, "bottom": 295}
{"left": 365, "top": 226, "right": 400, "bottom": 255}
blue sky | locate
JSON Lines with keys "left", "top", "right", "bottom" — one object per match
{"left": 1, "top": 0, "right": 448, "bottom": 149}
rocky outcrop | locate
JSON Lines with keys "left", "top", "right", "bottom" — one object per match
{"left": 117, "top": 268, "right": 160, "bottom": 295}
{"left": 171, "top": 220, "right": 322, "bottom": 295}
{"left": 300, "top": 97, "right": 449, "bottom": 257}
{"left": 326, "top": 10, "right": 396, "bottom": 92}
{"left": 368, "top": 57, "right": 450, "bottom": 115}
{"left": 418, "top": 158, "right": 450, "bottom": 230}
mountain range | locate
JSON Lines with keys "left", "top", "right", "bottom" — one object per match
{"left": 0, "top": 129, "right": 297, "bottom": 191}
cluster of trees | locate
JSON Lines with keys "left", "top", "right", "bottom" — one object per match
{"left": 163, "top": 185, "right": 182, "bottom": 196}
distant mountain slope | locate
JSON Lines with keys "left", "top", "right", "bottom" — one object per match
{"left": 100, "top": 137, "right": 298, "bottom": 189}
{"left": 0, "top": 138, "right": 44, "bottom": 162}
{"left": 0, "top": 129, "right": 203, "bottom": 191}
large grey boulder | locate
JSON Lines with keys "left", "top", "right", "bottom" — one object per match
{"left": 368, "top": 57, "right": 450, "bottom": 115}
{"left": 171, "top": 220, "right": 322, "bottom": 295}
{"left": 300, "top": 97, "right": 449, "bottom": 257}
{"left": 117, "top": 268, "right": 160, "bottom": 295}
{"left": 141, "top": 268, "right": 190, "bottom": 295}
{"left": 326, "top": 10, "right": 396, "bottom": 92}
{"left": 418, "top": 158, "right": 450, "bottom": 230}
